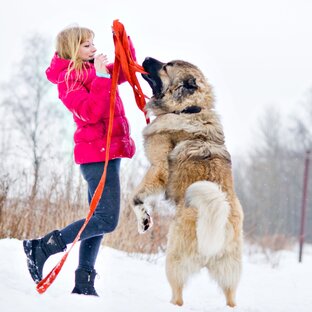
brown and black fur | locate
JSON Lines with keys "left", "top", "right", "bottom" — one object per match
{"left": 131, "top": 57, "right": 243, "bottom": 307}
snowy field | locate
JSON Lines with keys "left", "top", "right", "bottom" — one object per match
{"left": 0, "top": 238, "right": 311, "bottom": 312}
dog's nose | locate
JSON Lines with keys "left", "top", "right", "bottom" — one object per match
{"left": 144, "top": 57, "right": 158, "bottom": 64}
{"left": 143, "top": 57, "right": 164, "bottom": 71}
{"left": 142, "top": 57, "right": 154, "bottom": 70}
{"left": 143, "top": 57, "right": 153, "bottom": 67}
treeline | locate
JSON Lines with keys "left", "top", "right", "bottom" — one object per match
{"left": 234, "top": 104, "right": 312, "bottom": 245}
{"left": 0, "top": 34, "right": 311, "bottom": 255}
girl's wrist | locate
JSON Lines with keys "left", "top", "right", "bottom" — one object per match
{"left": 96, "top": 72, "right": 111, "bottom": 78}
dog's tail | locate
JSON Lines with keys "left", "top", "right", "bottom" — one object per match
{"left": 185, "top": 181, "right": 230, "bottom": 258}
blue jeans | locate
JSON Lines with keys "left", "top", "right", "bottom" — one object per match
{"left": 60, "top": 159, "right": 121, "bottom": 271}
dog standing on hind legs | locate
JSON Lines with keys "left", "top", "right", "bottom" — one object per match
{"left": 131, "top": 57, "right": 244, "bottom": 307}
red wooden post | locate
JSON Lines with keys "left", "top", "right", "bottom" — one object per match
{"left": 299, "top": 150, "right": 310, "bottom": 263}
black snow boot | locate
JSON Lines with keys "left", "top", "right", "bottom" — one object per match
{"left": 71, "top": 268, "right": 99, "bottom": 296}
{"left": 23, "top": 230, "right": 67, "bottom": 284}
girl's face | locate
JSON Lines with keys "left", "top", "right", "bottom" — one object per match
{"left": 78, "top": 37, "right": 97, "bottom": 61}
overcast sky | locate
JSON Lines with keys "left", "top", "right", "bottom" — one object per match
{"left": 1, "top": 0, "right": 312, "bottom": 156}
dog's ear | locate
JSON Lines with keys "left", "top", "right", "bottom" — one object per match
{"left": 173, "top": 76, "right": 198, "bottom": 101}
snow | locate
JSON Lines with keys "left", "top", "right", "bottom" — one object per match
{"left": 0, "top": 238, "right": 311, "bottom": 312}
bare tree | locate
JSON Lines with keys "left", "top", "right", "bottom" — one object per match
{"left": 1, "top": 33, "right": 67, "bottom": 199}
{"left": 291, "top": 90, "right": 312, "bottom": 243}
{"left": 234, "top": 100, "right": 312, "bottom": 247}
{"left": 292, "top": 88, "right": 312, "bottom": 151}
{"left": 235, "top": 107, "right": 297, "bottom": 240}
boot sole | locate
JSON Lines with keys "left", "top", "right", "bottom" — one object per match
{"left": 23, "top": 240, "right": 41, "bottom": 284}
{"left": 72, "top": 287, "right": 99, "bottom": 296}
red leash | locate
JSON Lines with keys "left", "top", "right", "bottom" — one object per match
{"left": 36, "top": 20, "right": 148, "bottom": 294}
{"left": 112, "top": 19, "right": 149, "bottom": 123}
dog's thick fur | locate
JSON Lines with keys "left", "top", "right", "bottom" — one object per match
{"left": 131, "top": 57, "right": 244, "bottom": 307}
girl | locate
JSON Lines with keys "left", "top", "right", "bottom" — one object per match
{"left": 23, "top": 26, "right": 136, "bottom": 296}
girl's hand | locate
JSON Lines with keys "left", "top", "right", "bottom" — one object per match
{"left": 94, "top": 54, "right": 109, "bottom": 74}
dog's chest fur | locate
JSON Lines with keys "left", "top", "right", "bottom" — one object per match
{"left": 143, "top": 112, "right": 232, "bottom": 204}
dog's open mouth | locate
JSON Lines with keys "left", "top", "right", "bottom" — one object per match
{"left": 142, "top": 57, "right": 164, "bottom": 98}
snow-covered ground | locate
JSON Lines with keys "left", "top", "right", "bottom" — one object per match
{"left": 0, "top": 238, "right": 311, "bottom": 312}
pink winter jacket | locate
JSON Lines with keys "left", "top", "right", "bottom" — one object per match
{"left": 45, "top": 43, "right": 136, "bottom": 164}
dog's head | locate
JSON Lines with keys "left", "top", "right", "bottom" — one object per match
{"left": 142, "top": 57, "right": 214, "bottom": 116}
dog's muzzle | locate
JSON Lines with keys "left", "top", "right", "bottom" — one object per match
{"left": 142, "top": 57, "right": 164, "bottom": 98}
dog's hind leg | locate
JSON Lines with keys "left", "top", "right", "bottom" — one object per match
{"left": 166, "top": 255, "right": 185, "bottom": 306}
{"left": 165, "top": 212, "right": 199, "bottom": 306}
{"left": 207, "top": 248, "right": 242, "bottom": 307}
{"left": 223, "top": 288, "right": 236, "bottom": 308}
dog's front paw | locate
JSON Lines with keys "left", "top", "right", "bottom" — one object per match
{"left": 139, "top": 211, "right": 153, "bottom": 234}
{"left": 133, "top": 205, "right": 153, "bottom": 234}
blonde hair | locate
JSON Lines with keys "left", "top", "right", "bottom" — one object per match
{"left": 56, "top": 26, "right": 95, "bottom": 90}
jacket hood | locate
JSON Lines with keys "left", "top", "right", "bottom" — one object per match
{"left": 46, "top": 52, "right": 70, "bottom": 84}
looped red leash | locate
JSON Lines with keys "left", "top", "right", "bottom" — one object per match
{"left": 36, "top": 20, "right": 148, "bottom": 294}
{"left": 112, "top": 19, "right": 149, "bottom": 123}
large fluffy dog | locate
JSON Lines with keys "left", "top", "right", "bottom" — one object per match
{"left": 131, "top": 57, "right": 244, "bottom": 307}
